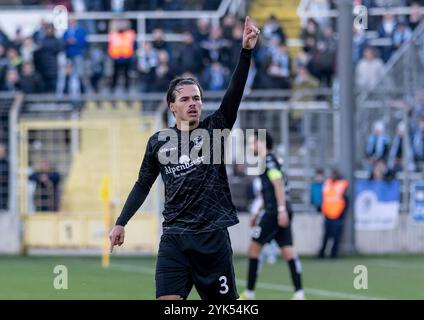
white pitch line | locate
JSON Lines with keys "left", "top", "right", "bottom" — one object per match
{"left": 320, "top": 258, "right": 424, "bottom": 271}
{"left": 366, "top": 259, "right": 424, "bottom": 271}
{"left": 109, "top": 263, "right": 385, "bottom": 300}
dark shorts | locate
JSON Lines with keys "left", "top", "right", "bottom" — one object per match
{"left": 251, "top": 202, "right": 293, "bottom": 247}
{"left": 155, "top": 228, "right": 238, "bottom": 300}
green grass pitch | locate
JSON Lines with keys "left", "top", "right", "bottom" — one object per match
{"left": 0, "top": 255, "right": 423, "bottom": 299}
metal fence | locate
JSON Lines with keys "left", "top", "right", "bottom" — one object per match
{"left": 356, "top": 20, "right": 424, "bottom": 212}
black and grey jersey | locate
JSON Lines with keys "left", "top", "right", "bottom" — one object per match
{"left": 116, "top": 48, "right": 252, "bottom": 234}
{"left": 260, "top": 153, "right": 289, "bottom": 215}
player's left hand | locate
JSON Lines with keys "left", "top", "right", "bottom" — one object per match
{"left": 249, "top": 214, "right": 258, "bottom": 227}
{"left": 242, "top": 16, "right": 260, "bottom": 50}
{"left": 278, "top": 211, "right": 289, "bottom": 227}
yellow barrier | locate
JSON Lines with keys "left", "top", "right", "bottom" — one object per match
{"left": 19, "top": 106, "right": 161, "bottom": 254}
{"left": 23, "top": 213, "right": 159, "bottom": 251}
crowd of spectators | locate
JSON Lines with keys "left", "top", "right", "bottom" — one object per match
{"left": 364, "top": 103, "right": 424, "bottom": 176}
{"left": 0, "top": 1, "right": 423, "bottom": 97}
{"left": 1, "top": 1, "right": 424, "bottom": 214}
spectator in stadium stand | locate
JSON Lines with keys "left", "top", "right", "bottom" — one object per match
{"left": 109, "top": 16, "right": 260, "bottom": 300}
{"left": 20, "top": 37, "right": 37, "bottom": 63}
{"left": 193, "top": 18, "right": 210, "bottom": 43}
{"left": 408, "top": 2, "right": 423, "bottom": 30}
{"left": 6, "top": 47, "right": 22, "bottom": 73}
{"left": 377, "top": 12, "right": 397, "bottom": 62}
{"left": 355, "top": 46, "right": 385, "bottom": 91}
{"left": 309, "top": 25, "right": 336, "bottom": 88}
{"left": 201, "top": 25, "right": 231, "bottom": 65}
{"left": 392, "top": 19, "right": 413, "bottom": 50}
{"left": 0, "top": 26, "right": 10, "bottom": 49}
{"left": 88, "top": 45, "right": 105, "bottom": 93}
{"left": 412, "top": 115, "right": 424, "bottom": 169}
{"left": 202, "top": 61, "right": 230, "bottom": 91}
{"left": 318, "top": 169, "right": 349, "bottom": 259}
{"left": 32, "top": 19, "right": 48, "bottom": 46}
{"left": 387, "top": 121, "right": 413, "bottom": 172}
{"left": 352, "top": 26, "right": 368, "bottom": 65}
{"left": 266, "top": 43, "right": 292, "bottom": 90}
{"left": 108, "top": 20, "right": 136, "bottom": 92}
{"left": 29, "top": 158, "right": 61, "bottom": 212}
{"left": 137, "top": 42, "right": 158, "bottom": 93}
{"left": 151, "top": 50, "right": 174, "bottom": 92}
{"left": 12, "top": 27, "right": 23, "bottom": 51}
{"left": 262, "top": 15, "right": 287, "bottom": 45}
{"left": 221, "top": 15, "right": 237, "bottom": 41}
{"left": 33, "top": 23, "right": 62, "bottom": 92}
{"left": 257, "top": 34, "right": 281, "bottom": 64}
{"left": 300, "top": 18, "right": 320, "bottom": 54}
{"left": 56, "top": 61, "right": 85, "bottom": 98}
{"left": 310, "top": 168, "right": 325, "bottom": 213}
{"left": 151, "top": 28, "right": 172, "bottom": 60}
{"left": 63, "top": 17, "right": 87, "bottom": 78}
{"left": 4, "top": 68, "right": 21, "bottom": 92}
{"left": 0, "top": 143, "right": 9, "bottom": 211}
{"left": 369, "top": 159, "right": 396, "bottom": 182}
{"left": 172, "top": 32, "right": 202, "bottom": 77}
{"left": 0, "top": 45, "right": 8, "bottom": 90}
{"left": 20, "top": 61, "right": 44, "bottom": 94}
{"left": 365, "top": 120, "right": 391, "bottom": 167}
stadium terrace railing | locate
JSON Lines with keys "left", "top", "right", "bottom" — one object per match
{"left": 298, "top": 0, "right": 424, "bottom": 21}
{"left": 356, "top": 19, "right": 424, "bottom": 213}
{"left": 0, "top": 0, "right": 245, "bottom": 47}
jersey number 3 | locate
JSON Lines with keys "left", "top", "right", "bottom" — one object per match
{"left": 219, "top": 275, "right": 229, "bottom": 294}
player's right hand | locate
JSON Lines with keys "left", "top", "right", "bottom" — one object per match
{"left": 109, "top": 225, "right": 125, "bottom": 253}
{"left": 249, "top": 214, "right": 258, "bottom": 227}
{"left": 278, "top": 211, "right": 289, "bottom": 227}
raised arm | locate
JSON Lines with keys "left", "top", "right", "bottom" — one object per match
{"left": 218, "top": 16, "right": 260, "bottom": 129}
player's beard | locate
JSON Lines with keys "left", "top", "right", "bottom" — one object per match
{"left": 188, "top": 118, "right": 199, "bottom": 127}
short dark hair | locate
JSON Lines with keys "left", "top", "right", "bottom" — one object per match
{"left": 253, "top": 129, "right": 273, "bottom": 150}
{"left": 315, "top": 168, "right": 324, "bottom": 175}
{"left": 166, "top": 77, "right": 203, "bottom": 107}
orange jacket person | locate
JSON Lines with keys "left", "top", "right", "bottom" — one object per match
{"left": 108, "top": 21, "right": 135, "bottom": 91}
{"left": 318, "top": 169, "right": 349, "bottom": 259}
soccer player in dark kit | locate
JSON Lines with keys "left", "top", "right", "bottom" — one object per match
{"left": 109, "top": 16, "right": 260, "bottom": 300}
{"left": 240, "top": 130, "right": 304, "bottom": 300}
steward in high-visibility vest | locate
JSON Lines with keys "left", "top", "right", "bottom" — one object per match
{"left": 108, "top": 29, "right": 136, "bottom": 60}
{"left": 318, "top": 169, "right": 349, "bottom": 259}
{"left": 321, "top": 176, "right": 349, "bottom": 220}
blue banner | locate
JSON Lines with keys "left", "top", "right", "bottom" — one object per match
{"left": 410, "top": 182, "right": 424, "bottom": 223}
{"left": 355, "top": 179, "right": 400, "bottom": 230}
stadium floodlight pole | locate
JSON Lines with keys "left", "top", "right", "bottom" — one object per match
{"left": 337, "top": 0, "right": 357, "bottom": 255}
